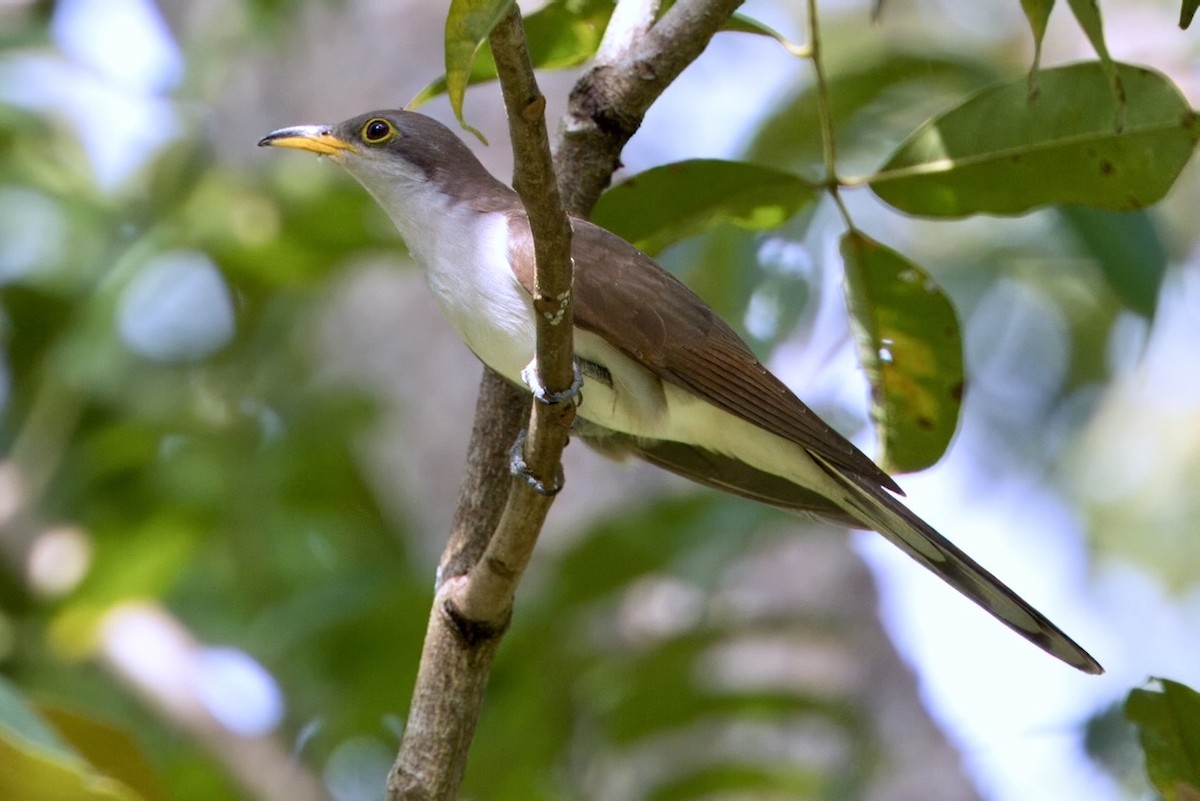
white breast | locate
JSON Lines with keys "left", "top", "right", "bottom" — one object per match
{"left": 362, "top": 175, "right": 537, "bottom": 384}
{"left": 353, "top": 166, "right": 830, "bottom": 494}
{"left": 418, "top": 206, "right": 535, "bottom": 382}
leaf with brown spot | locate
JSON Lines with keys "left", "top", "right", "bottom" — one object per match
{"left": 839, "top": 232, "right": 964, "bottom": 474}
{"left": 869, "top": 62, "right": 1200, "bottom": 217}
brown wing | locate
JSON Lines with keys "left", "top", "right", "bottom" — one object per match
{"left": 507, "top": 214, "right": 899, "bottom": 492}
{"left": 507, "top": 216, "right": 1103, "bottom": 673}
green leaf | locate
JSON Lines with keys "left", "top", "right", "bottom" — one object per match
{"left": 39, "top": 706, "right": 168, "bottom": 801}
{"left": 1058, "top": 206, "right": 1166, "bottom": 318}
{"left": 414, "top": 0, "right": 611, "bottom": 107}
{"left": 591, "top": 160, "right": 816, "bottom": 255}
{"left": 1020, "top": 0, "right": 1054, "bottom": 86}
{"left": 417, "top": 4, "right": 804, "bottom": 111}
{"left": 544, "top": 495, "right": 772, "bottom": 608}
{"left": 0, "top": 737, "right": 144, "bottom": 801}
{"left": 839, "top": 232, "right": 963, "bottom": 474}
{"left": 648, "top": 764, "right": 819, "bottom": 801}
{"left": 749, "top": 52, "right": 998, "bottom": 177}
{"left": 870, "top": 62, "right": 1200, "bottom": 217}
{"left": 724, "top": 13, "right": 806, "bottom": 57}
{"left": 1183, "top": 0, "right": 1200, "bottom": 29}
{"left": 0, "top": 677, "right": 74, "bottom": 760}
{"left": 1126, "top": 678, "right": 1200, "bottom": 800}
{"left": 1021, "top": 0, "right": 1055, "bottom": 44}
{"left": 0, "top": 679, "right": 143, "bottom": 801}
{"left": 444, "top": 0, "right": 514, "bottom": 134}
{"left": 1066, "top": 0, "right": 1125, "bottom": 124}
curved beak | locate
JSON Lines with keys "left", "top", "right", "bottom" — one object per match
{"left": 258, "top": 125, "right": 357, "bottom": 156}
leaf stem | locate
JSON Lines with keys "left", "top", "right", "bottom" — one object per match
{"left": 805, "top": 0, "right": 854, "bottom": 231}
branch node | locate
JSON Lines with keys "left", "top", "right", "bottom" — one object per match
{"left": 441, "top": 593, "right": 511, "bottom": 647}
{"left": 522, "top": 94, "right": 547, "bottom": 121}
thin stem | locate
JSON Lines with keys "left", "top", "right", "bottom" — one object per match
{"left": 805, "top": 0, "right": 855, "bottom": 231}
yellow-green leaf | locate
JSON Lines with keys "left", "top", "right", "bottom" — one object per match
{"left": 1020, "top": 0, "right": 1054, "bottom": 88}
{"left": 0, "top": 736, "right": 143, "bottom": 801}
{"left": 0, "top": 679, "right": 143, "bottom": 801}
{"left": 1183, "top": 0, "right": 1200, "bottom": 29}
{"left": 724, "top": 13, "right": 806, "bottom": 57}
{"left": 1066, "top": 0, "right": 1125, "bottom": 126}
{"left": 1126, "top": 678, "right": 1200, "bottom": 801}
{"left": 414, "top": 0, "right": 611, "bottom": 108}
{"left": 444, "top": 0, "right": 514, "bottom": 133}
{"left": 592, "top": 160, "right": 816, "bottom": 255}
{"left": 869, "top": 62, "right": 1200, "bottom": 217}
{"left": 839, "top": 232, "right": 963, "bottom": 473}
{"left": 41, "top": 706, "right": 168, "bottom": 801}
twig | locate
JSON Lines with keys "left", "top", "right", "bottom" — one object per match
{"left": 805, "top": 0, "right": 854, "bottom": 229}
{"left": 594, "top": 0, "right": 661, "bottom": 65}
{"left": 557, "top": 0, "right": 747, "bottom": 215}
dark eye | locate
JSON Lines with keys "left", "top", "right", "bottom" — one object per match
{"left": 362, "top": 118, "right": 394, "bottom": 144}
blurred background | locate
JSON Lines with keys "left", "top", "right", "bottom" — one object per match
{"left": 0, "top": 0, "right": 1197, "bottom": 799}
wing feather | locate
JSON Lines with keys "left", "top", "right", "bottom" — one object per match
{"left": 508, "top": 213, "right": 1103, "bottom": 674}
{"left": 508, "top": 215, "right": 899, "bottom": 492}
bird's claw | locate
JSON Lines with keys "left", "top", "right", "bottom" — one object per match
{"left": 509, "top": 429, "right": 565, "bottom": 496}
{"left": 521, "top": 361, "right": 583, "bottom": 406}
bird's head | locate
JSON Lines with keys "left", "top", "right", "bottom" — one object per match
{"left": 258, "top": 109, "right": 495, "bottom": 199}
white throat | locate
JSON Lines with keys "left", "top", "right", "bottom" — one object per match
{"left": 349, "top": 168, "right": 537, "bottom": 385}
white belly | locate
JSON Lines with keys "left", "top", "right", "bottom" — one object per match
{"left": 418, "top": 208, "right": 536, "bottom": 382}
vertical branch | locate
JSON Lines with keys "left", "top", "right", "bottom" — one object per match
{"left": 389, "top": 2, "right": 748, "bottom": 798}
{"left": 386, "top": 373, "right": 523, "bottom": 801}
{"left": 388, "top": 4, "right": 574, "bottom": 800}
{"left": 449, "top": 3, "right": 576, "bottom": 623}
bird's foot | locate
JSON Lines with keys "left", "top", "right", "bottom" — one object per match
{"left": 508, "top": 429, "right": 565, "bottom": 496}
{"left": 521, "top": 360, "right": 583, "bottom": 406}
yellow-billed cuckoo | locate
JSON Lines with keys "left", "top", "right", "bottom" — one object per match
{"left": 259, "top": 110, "right": 1102, "bottom": 675}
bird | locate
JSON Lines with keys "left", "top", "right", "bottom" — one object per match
{"left": 259, "top": 109, "right": 1102, "bottom": 675}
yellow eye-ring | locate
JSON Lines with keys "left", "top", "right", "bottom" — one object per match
{"left": 362, "top": 118, "right": 396, "bottom": 145}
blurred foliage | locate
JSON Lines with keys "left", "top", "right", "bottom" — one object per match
{"left": 592, "top": 159, "right": 817, "bottom": 257}
{"left": 0, "top": 1, "right": 1198, "bottom": 800}
{"left": 1126, "top": 679, "right": 1200, "bottom": 800}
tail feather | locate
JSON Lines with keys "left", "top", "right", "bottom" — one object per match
{"left": 576, "top": 422, "right": 1102, "bottom": 674}
{"left": 811, "top": 453, "right": 1103, "bottom": 675}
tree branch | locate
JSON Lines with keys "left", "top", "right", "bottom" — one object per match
{"left": 594, "top": 0, "right": 661, "bottom": 66}
{"left": 386, "top": 372, "right": 524, "bottom": 801}
{"left": 387, "top": 4, "right": 575, "bottom": 800}
{"left": 557, "top": 0, "right": 746, "bottom": 215}
{"left": 450, "top": 1, "right": 576, "bottom": 629}
{"left": 389, "top": 1, "right": 745, "bottom": 798}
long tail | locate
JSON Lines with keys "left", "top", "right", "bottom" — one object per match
{"left": 811, "top": 452, "right": 1103, "bottom": 674}
{"left": 578, "top": 424, "right": 1102, "bottom": 674}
